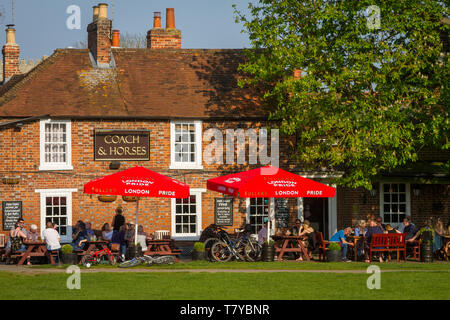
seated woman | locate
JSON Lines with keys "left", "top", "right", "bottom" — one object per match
{"left": 72, "top": 221, "right": 89, "bottom": 250}
{"left": 296, "top": 220, "right": 314, "bottom": 261}
{"left": 9, "top": 222, "right": 30, "bottom": 265}
{"left": 101, "top": 223, "right": 113, "bottom": 241}
{"left": 130, "top": 225, "right": 148, "bottom": 253}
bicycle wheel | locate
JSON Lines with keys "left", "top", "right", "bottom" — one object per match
{"left": 118, "top": 257, "right": 142, "bottom": 268}
{"left": 108, "top": 255, "right": 116, "bottom": 266}
{"left": 81, "top": 255, "right": 96, "bottom": 268}
{"left": 210, "top": 241, "right": 233, "bottom": 262}
{"left": 244, "top": 240, "right": 262, "bottom": 262}
{"left": 203, "top": 237, "right": 219, "bottom": 261}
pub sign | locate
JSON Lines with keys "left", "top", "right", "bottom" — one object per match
{"left": 94, "top": 130, "right": 150, "bottom": 161}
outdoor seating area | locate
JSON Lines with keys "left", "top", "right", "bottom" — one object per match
{"left": 0, "top": 218, "right": 182, "bottom": 266}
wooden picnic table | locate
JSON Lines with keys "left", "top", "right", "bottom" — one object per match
{"left": 271, "top": 235, "right": 310, "bottom": 262}
{"left": 80, "top": 240, "right": 110, "bottom": 257}
{"left": 18, "top": 241, "right": 55, "bottom": 265}
{"left": 144, "top": 239, "right": 181, "bottom": 262}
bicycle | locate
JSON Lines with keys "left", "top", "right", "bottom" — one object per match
{"left": 81, "top": 247, "right": 116, "bottom": 268}
{"left": 210, "top": 227, "right": 261, "bottom": 262}
{"left": 118, "top": 254, "right": 176, "bottom": 268}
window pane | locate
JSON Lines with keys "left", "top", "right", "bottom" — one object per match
{"left": 392, "top": 215, "right": 399, "bottom": 223}
{"left": 384, "top": 214, "right": 391, "bottom": 223}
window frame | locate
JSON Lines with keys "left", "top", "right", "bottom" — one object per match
{"left": 35, "top": 188, "right": 77, "bottom": 243}
{"left": 171, "top": 188, "right": 205, "bottom": 240}
{"left": 379, "top": 182, "right": 411, "bottom": 228}
{"left": 39, "top": 119, "right": 73, "bottom": 171}
{"left": 169, "top": 120, "right": 203, "bottom": 170}
{"left": 246, "top": 197, "right": 270, "bottom": 235}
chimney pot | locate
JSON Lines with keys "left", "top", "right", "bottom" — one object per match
{"left": 93, "top": 6, "right": 99, "bottom": 21}
{"left": 5, "top": 25, "right": 16, "bottom": 44}
{"left": 166, "top": 8, "right": 175, "bottom": 29}
{"left": 112, "top": 30, "right": 120, "bottom": 47}
{"left": 98, "top": 3, "right": 108, "bottom": 19}
{"left": 3, "top": 25, "right": 21, "bottom": 80}
{"left": 153, "top": 12, "right": 162, "bottom": 28}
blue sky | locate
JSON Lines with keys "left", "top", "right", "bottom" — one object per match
{"left": 0, "top": 0, "right": 253, "bottom": 60}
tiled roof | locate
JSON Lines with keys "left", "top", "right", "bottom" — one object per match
{"left": 0, "top": 48, "right": 267, "bottom": 119}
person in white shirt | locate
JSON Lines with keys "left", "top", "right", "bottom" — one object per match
{"left": 42, "top": 222, "right": 62, "bottom": 253}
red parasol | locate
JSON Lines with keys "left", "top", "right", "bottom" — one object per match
{"left": 207, "top": 166, "right": 336, "bottom": 242}
{"left": 207, "top": 166, "right": 336, "bottom": 198}
{"left": 84, "top": 166, "right": 189, "bottom": 245}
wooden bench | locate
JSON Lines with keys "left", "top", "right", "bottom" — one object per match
{"left": 316, "top": 232, "right": 337, "bottom": 262}
{"left": 369, "top": 233, "right": 406, "bottom": 262}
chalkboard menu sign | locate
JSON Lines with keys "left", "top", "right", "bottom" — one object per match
{"left": 214, "top": 198, "right": 234, "bottom": 226}
{"left": 2, "top": 201, "right": 22, "bottom": 231}
{"left": 275, "top": 199, "right": 290, "bottom": 228}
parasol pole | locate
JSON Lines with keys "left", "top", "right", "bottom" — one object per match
{"left": 135, "top": 198, "right": 139, "bottom": 246}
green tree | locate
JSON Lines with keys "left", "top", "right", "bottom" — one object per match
{"left": 235, "top": 0, "right": 449, "bottom": 189}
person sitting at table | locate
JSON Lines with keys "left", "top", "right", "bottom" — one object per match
{"left": 295, "top": 220, "right": 315, "bottom": 261}
{"left": 376, "top": 217, "right": 386, "bottom": 232}
{"left": 7, "top": 222, "right": 30, "bottom": 265}
{"left": 431, "top": 217, "right": 446, "bottom": 259}
{"left": 258, "top": 217, "right": 269, "bottom": 245}
{"left": 355, "top": 220, "right": 367, "bottom": 236}
{"left": 130, "top": 225, "right": 148, "bottom": 253}
{"left": 385, "top": 224, "right": 397, "bottom": 234}
{"left": 27, "top": 224, "right": 39, "bottom": 242}
{"left": 111, "top": 224, "right": 127, "bottom": 260}
{"left": 330, "top": 227, "right": 354, "bottom": 262}
{"left": 42, "top": 221, "right": 62, "bottom": 261}
{"left": 101, "top": 223, "right": 113, "bottom": 241}
{"left": 85, "top": 222, "right": 95, "bottom": 240}
{"left": 364, "top": 219, "right": 385, "bottom": 262}
{"left": 72, "top": 221, "right": 89, "bottom": 250}
{"left": 124, "top": 223, "right": 135, "bottom": 245}
{"left": 287, "top": 219, "right": 302, "bottom": 236}
{"left": 4, "top": 218, "right": 27, "bottom": 265}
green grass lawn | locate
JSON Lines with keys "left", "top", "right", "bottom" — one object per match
{"left": 1, "top": 270, "right": 449, "bottom": 300}
{"left": 32, "top": 260, "right": 450, "bottom": 271}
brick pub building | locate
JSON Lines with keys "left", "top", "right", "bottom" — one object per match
{"left": 0, "top": 4, "right": 448, "bottom": 245}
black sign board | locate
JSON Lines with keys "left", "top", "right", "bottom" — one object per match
{"left": 275, "top": 198, "right": 290, "bottom": 228}
{"left": 2, "top": 201, "right": 22, "bottom": 231}
{"left": 94, "top": 130, "right": 150, "bottom": 161}
{"left": 214, "top": 198, "right": 234, "bottom": 226}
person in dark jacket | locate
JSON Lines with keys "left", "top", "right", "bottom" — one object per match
{"left": 365, "top": 219, "right": 384, "bottom": 262}
{"left": 112, "top": 207, "right": 126, "bottom": 236}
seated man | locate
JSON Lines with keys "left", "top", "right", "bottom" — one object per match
{"left": 330, "top": 227, "right": 354, "bottom": 262}
{"left": 42, "top": 222, "right": 62, "bottom": 262}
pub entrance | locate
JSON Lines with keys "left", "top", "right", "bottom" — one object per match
{"left": 303, "top": 198, "right": 329, "bottom": 239}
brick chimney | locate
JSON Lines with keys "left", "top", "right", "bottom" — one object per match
{"left": 87, "top": 3, "right": 112, "bottom": 67}
{"left": 2, "top": 25, "right": 21, "bottom": 82}
{"left": 147, "top": 8, "right": 182, "bottom": 49}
